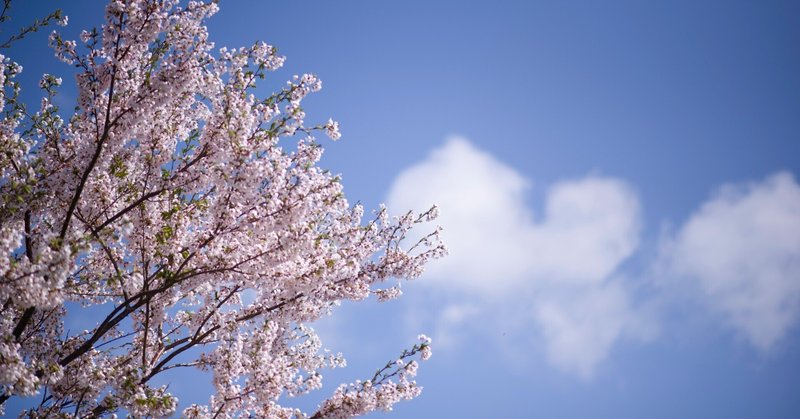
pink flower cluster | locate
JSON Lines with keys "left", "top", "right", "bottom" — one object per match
{"left": 0, "top": 1, "right": 445, "bottom": 417}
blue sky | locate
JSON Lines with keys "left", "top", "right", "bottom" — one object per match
{"left": 6, "top": 1, "right": 800, "bottom": 417}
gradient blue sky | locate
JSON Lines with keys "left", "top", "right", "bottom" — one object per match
{"left": 6, "top": 1, "right": 800, "bottom": 417}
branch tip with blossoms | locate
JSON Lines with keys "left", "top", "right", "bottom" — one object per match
{"left": 309, "top": 335, "right": 432, "bottom": 419}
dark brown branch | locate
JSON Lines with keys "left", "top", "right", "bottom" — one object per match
{"left": 59, "top": 27, "right": 122, "bottom": 241}
{"left": 141, "top": 286, "right": 239, "bottom": 382}
{"left": 24, "top": 210, "right": 33, "bottom": 260}
{"left": 11, "top": 307, "right": 34, "bottom": 339}
{"left": 95, "top": 188, "right": 165, "bottom": 232}
{"left": 58, "top": 296, "right": 140, "bottom": 367}
{"left": 11, "top": 211, "right": 37, "bottom": 340}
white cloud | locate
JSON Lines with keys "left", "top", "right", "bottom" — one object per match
{"left": 431, "top": 303, "right": 480, "bottom": 351}
{"left": 387, "top": 137, "right": 641, "bottom": 293}
{"left": 659, "top": 172, "right": 800, "bottom": 351}
{"left": 534, "top": 281, "right": 653, "bottom": 379}
{"left": 387, "top": 137, "right": 535, "bottom": 291}
{"left": 387, "top": 137, "right": 649, "bottom": 377}
{"left": 387, "top": 137, "right": 800, "bottom": 377}
{"left": 530, "top": 177, "right": 640, "bottom": 284}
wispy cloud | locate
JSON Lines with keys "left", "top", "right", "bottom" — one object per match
{"left": 386, "top": 137, "right": 800, "bottom": 379}
{"left": 657, "top": 172, "right": 800, "bottom": 351}
{"left": 534, "top": 280, "right": 653, "bottom": 378}
{"left": 387, "top": 137, "right": 651, "bottom": 378}
{"left": 387, "top": 137, "right": 535, "bottom": 293}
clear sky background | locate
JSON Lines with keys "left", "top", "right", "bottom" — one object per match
{"left": 6, "top": 1, "right": 800, "bottom": 418}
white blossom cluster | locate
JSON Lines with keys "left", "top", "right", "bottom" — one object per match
{"left": 312, "top": 335, "right": 433, "bottom": 418}
{"left": 0, "top": 1, "right": 445, "bottom": 417}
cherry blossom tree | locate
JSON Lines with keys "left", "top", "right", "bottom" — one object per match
{"left": 0, "top": 0, "right": 445, "bottom": 417}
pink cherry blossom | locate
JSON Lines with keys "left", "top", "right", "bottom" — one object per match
{"left": 0, "top": 1, "right": 445, "bottom": 417}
